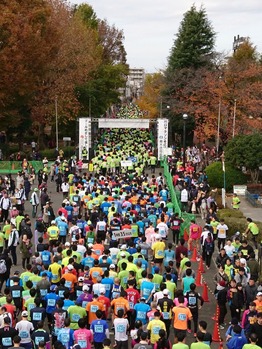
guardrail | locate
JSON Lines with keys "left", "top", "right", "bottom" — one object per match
{"left": 245, "top": 189, "right": 259, "bottom": 207}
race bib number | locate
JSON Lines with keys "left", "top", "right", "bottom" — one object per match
{"left": 94, "top": 325, "right": 103, "bottom": 333}
{"left": 178, "top": 313, "right": 186, "bottom": 321}
{"left": 90, "top": 305, "right": 99, "bottom": 313}
{"left": 40, "top": 289, "right": 48, "bottom": 296}
{"left": 33, "top": 312, "right": 42, "bottom": 321}
{"left": 61, "top": 333, "right": 69, "bottom": 343}
{"left": 72, "top": 314, "right": 80, "bottom": 322}
{"left": 2, "top": 338, "right": 12, "bottom": 346}
{"left": 152, "top": 326, "right": 160, "bottom": 334}
{"left": 48, "top": 299, "right": 56, "bottom": 307}
{"left": 20, "top": 331, "right": 29, "bottom": 339}
{"left": 78, "top": 340, "right": 87, "bottom": 348}
{"left": 35, "top": 337, "right": 45, "bottom": 346}
{"left": 137, "top": 311, "right": 146, "bottom": 319}
{"left": 188, "top": 296, "right": 196, "bottom": 305}
{"left": 162, "top": 312, "right": 170, "bottom": 320}
{"left": 12, "top": 290, "right": 20, "bottom": 298}
{"left": 116, "top": 325, "right": 125, "bottom": 333}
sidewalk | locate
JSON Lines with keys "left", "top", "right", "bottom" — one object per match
{"left": 226, "top": 196, "right": 262, "bottom": 222}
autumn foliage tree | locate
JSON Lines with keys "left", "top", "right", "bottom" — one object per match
{"left": 0, "top": 0, "right": 128, "bottom": 146}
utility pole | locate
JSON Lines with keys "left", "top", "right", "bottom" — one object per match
{"left": 55, "top": 97, "right": 58, "bottom": 151}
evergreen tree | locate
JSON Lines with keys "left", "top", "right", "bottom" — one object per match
{"left": 168, "top": 5, "right": 216, "bottom": 71}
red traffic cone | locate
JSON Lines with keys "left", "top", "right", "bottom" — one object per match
{"left": 184, "top": 229, "right": 189, "bottom": 241}
{"left": 212, "top": 321, "right": 220, "bottom": 342}
{"left": 191, "top": 247, "right": 197, "bottom": 262}
{"left": 202, "top": 282, "right": 209, "bottom": 302}
{"left": 198, "top": 257, "right": 205, "bottom": 273}
{"left": 195, "top": 270, "right": 203, "bottom": 286}
{"left": 218, "top": 342, "right": 224, "bottom": 349}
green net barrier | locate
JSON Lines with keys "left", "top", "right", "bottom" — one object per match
{"left": 150, "top": 130, "right": 156, "bottom": 147}
{"left": 163, "top": 158, "right": 195, "bottom": 236}
{"left": 0, "top": 161, "right": 43, "bottom": 174}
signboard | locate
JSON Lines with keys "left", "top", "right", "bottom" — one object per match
{"left": 63, "top": 137, "right": 71, "bottom": 141}
{"left": 163, "top": 148, "right": 173, "bottom": 156}
{"left": 128, "top": 156, "right": 137, "bottom": 163}
{"left": 112, "top": 229, "right": 133, "bottom": 239}
{"left": 98, "top": 119, "right": 149, "bottom": 129}
{"left": 233, "top": 185, "right": 247, "bottom": 196}
{"left": 157, "top": 119, "right": 169, "bottom": 160}
{"left": 121, "top": 161, "right": 133, "bottom": 167}
{"left": 79, "top": 118, "right": 91, "bottom": 160}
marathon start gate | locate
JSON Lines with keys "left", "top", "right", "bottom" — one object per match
{"left": 78, "top": 117, "right": 169, "bottom": 161}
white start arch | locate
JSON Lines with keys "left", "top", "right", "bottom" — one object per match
{"left": 78, "top": 117, "right": 168, "bottom": 161}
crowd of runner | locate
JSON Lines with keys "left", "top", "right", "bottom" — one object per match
{"left": 0, "top": 128, "right": 260, "bottom": 349}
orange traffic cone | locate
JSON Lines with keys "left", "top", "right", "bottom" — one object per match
{"left": 198, "top": 257, "right": 205, "bottom": 273}
{"left": 195, "top": 270, "right": 203, "bottom": 286}
{"left": 218, "top": 342, "right": 224, "bottom": 349}
{"left": 191, "top": 247, "right": 197, "bottom": 262}
{"left": 184, "top": 229, "right": 189, "bottom": 241}
{"left": 202, "top": 282, "right": 209, "bottom": 302}
{"left": 212, "top": 321, "right": 220, "bottom": 342}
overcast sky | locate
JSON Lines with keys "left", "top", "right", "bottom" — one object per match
{"left": 70, "top": 0, "right": 262, "bottom": 73}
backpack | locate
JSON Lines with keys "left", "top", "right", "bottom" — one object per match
{"left": 0, "top": 259, "right": 7, "bottom": 274}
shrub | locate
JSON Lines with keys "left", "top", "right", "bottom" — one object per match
{"left": 217, "top": 209, "right": 244, "bottom": 220}
{"left": 219, "top": 216, "right": 262, "bottom": 242}
{"left": 205, "top": 161, "right": 247, "bottom": 191}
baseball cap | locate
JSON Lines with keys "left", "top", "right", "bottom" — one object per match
{"left": 67, "top": 265, "right": 74, "bottom": 271}
{"left": 61, "top": 216, "right": 66, "bottom": 221}
{"left": 154, "top": 267, "right": 160, "bottom": 273}
{"left": 22, "top": 311, "right": 28, "bottom": 317}
{"left": 83, "top": 285, "right": 89, "bottom": 292}
{"left": 51, "top": 220, "right": 56, "bottom": 225}
{"left": 50, "top": 285, "right": 58, "bottom": 292}
{"left": 140, "top": 297, "right": 146, "bottom": 301}
{"left": 88, "top": 243, "right": 93, "bottom": 248}
{"left": 34, "top": 188, "right": 38, "bottom": 192}
{"left": 65, "top": 242, "right": 70, "bottom": 247}
{"left": 240, "top": 258, "right": 246, "bottom": 264}
{"left": 120, "top": 252, "right": 126, "bottom": 257}
{"left": 78, "top": 277, "right": 84, "bottom": 282}
{"left": 257, "top": 292, "right": 262, "bottom": 296}
{"left": 121, "top": 244, "right": 127, "bottom": 250}
{"left": 163, "top": 289, "right": 169, "bottom": 296}
{"left": 100, "top": 288, "right": 106, "bottom": 294}
{"left": 155, "top": 234, "right": 161, "bottom": 240}
{"left": 109, "top": 264, "right": 115, "bottom": 269}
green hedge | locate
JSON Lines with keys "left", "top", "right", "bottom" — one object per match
{"left": 217, "top": 209, "right": 244, "bottom": 220}
{"left": 205, "top": 161, "right": 247, "bottom": 191}
{"left": 217, "top": 208, "right": 262, "bottom": 241}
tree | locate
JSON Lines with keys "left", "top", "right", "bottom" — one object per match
{"left": 0, "top": 0, "right": 101, "bottom": 146}
{"left": 225, "top": 134, "right": 262, "bottom": 182}
{"left": 136, "top": 73, "right": 165, "bottom": 119}
{"left": 74, "top": 4, "right": 128, "bottom": 117}
{"left": 167, "top": 5, "right": 216, "bottom": 71}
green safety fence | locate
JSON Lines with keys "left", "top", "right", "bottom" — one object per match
{"left": 0, "top": 161, "right": 43, "bottom": 174}
{"left": 163, "top": 158, "right": 195, "bottom": 235}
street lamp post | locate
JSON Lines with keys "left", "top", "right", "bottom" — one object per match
{"left": 55, "top": 96, "right": 58, "bottom": 151}
{"left": 182, "top": 113, "right": 188, "bottom": 168}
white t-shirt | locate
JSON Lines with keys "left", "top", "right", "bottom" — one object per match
{"left": 114, "top": 318, "right": 129, "bottom": 341}
{"left": 15, "top": 320, "right": 34, "bottom": 343}
{"left": 217, "top": 224, "right": 228, "bottom": 239}
{"left": 224, "top": 245, "right": 235, "bottom": 258}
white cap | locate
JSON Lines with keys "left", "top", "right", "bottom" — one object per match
{"left": 120, "top": 252, "right": 126, "bottom": 257}
{"left": 83, "top": 285, "right": 89, "bottom": 292}
{"left": 163, "top": 289, "right": 169, "bottom": 296}
{"left": 61, "top": 216, "right": 66, "bottom": 221}
{"left": 121, "top": 244, "right": 127, "bottom": 250}
{"left": 109, "top": 264, "right": 115, "bottom": 269}
{"left": 100, "top": 288, "right": 106, "bottom": 294}
{"left": 88, "top": 243, "right": 93, "bottom": 248}
{"left": 65, "top": 242, "right": 70, "bottom": 247}
{"left": 51, "top": 220, "right": 56, "bottom": 225}
{"left": 240, "top": 258, "right": 246, "bottom": 265}
{"left": 67, "top": 264, "right": 74, "bottom": 271}
{"left": 155, "top": 234, "right": 161, "bottom": 240}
